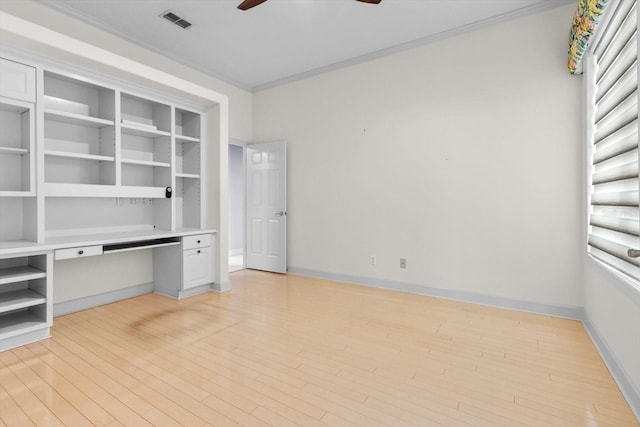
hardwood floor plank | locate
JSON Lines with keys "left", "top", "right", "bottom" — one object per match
{"left": 40, "top": 334, "right": 158, "bottom": 426}
{"left": 200, "top": 393, "right": 271, "bottom": 427}
{"left": 211, "top": 374, "right": 328, "bottom": 426}
{"left": 316, "top": 384, "right": 410, "bottom": 426}
{"left": 255, "top": 372, "right": 400, "bottom": 427}
{"left": 0, "top": 384, "right": 36, "bottom": 427}
{"left": 0, "top": 361, "right": 65, "bottom": 427}
{"left": 251, "top": 405, "right": 300, "bottom": 427}
{"left": 11, "top": 345, "right": 116, "bottom": 426}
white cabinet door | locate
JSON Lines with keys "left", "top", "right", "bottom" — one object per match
{"left": 182, "top": 246, "right": 213, "bottom": 290}
{"left": 0, "top": 58, "right": 36, "bottom": 103}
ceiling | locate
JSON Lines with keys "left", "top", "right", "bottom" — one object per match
{"left": 38, "top": 0, "right": 572, "bottom": 92}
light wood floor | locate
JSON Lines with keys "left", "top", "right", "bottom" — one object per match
{"left": 1, "top": 270, "right": 638, "bottom": 426}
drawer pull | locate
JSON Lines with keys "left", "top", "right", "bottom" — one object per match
{"left": 197, "top": 250, "right": 201, "bottom": 254}
{"left": 197, "top": 240, "right": 201, "bottom": 244}
{"left": 78, "top": 250, "right": 84, "bottom": 255}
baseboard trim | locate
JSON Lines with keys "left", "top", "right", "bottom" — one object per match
{"left": 229, "top": 248, "right": 244, "bottom": 257}
{"left": 214, "top": 280, "right": 231, "bottom": 292}
{"left": 0, "top": 327, "right": 50, "bottom": 352}
{"left": 53, "top": 282, "right": 154, "bottom": 316}
{"left": 583, "top": 312, "right": 640, "bottom": 421}
{"left": 288, "top": 267, "right": 583, "bottom": 320}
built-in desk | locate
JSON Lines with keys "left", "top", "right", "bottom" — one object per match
{"left": 0, "top": 228, "right": 217, "bottom": 351}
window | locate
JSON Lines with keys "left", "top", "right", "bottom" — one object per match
{"left": 586, "top": 0, "right": 639, "bottom": 280}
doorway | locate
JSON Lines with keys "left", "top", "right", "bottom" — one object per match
{"left": 228, "top": 142, "right": 245, "bottom": 272}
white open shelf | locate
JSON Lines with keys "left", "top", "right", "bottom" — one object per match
{"left": 176, "top": 173, "right": 200, "bottom": 179}
{"left": 45, "top": 109, "right": 115, "bottom": 128}
{"left": 121, "top": 123, "right": 170, "bottom": 138}
{"left": 0, "top": 249, "right": 50, "bottom": 348}
{"left": 0, "top": 289, "right": 46, "bottom": 313}
{"left": 0, "top": 146, "right": 28, "bottom": 155}
{"left": 0, "top": 311, "right": 48, "bottom": 339}
{"left": 121, "top": 158, "right": 170, "bottom": 168}
{"left": 44, "top": 150, "right": 115, "bottom": 162}
{"left": 176, "top": 134, "right": 200, "bottom": 143}
{"left": 0, "top": 191, "right": 34, "bottom": 197}
{"left": 0, "top": 265, "right": 45, "bottom": 285}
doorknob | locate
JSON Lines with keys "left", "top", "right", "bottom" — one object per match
{"left": 275, "top": 211, "right": 287, "bottom": 217}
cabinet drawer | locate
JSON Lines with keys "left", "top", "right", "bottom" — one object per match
{"left": 55, "top": 245, "right": 103, "bottom": 261}
{"left": 0, "top": 58, "right": 36, "bottom": 103}
{"left": 182, "top": 247, "right": 213, "bottom": 290}
{"left": 182, "top": 234, "right": 211, "bottom": 250}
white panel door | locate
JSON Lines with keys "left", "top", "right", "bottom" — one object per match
{"left": 246, "top": 141, "right": 286, "bottom": 273}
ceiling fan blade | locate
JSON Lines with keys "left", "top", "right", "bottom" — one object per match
{"left": 238, "top": 0, "right": 268, "bottom": 11}
{"left": 355, "top": 0, "right": 382, "bottom": 3}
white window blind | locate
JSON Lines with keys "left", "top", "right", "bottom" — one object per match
{"left": 588, "top": 0, "right": 640, "bottom": 280}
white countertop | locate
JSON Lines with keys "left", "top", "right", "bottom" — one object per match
{"left": 0, "top": 228, "right": 217, "bottom": 257}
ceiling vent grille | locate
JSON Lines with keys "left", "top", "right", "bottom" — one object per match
{"left": 161, "top": 10, "right": 192, "bottom": 29}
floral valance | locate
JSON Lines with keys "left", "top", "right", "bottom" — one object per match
{"left": 568, "top": 0, "right": 610, "bottom": 74}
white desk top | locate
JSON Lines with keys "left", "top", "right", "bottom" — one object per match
{"left": 0, "top": 228, "right": 217, "bottom": 257}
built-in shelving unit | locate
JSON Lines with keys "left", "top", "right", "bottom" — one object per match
{"left": 31, "top": 68, "right": 204, "bottom": 238}
{"left": 174, "top": 107, "right": 202, "bottom": 229}
{"left": 120, "top": 93, "right": 172, "bottom": 192}
{"left": 0, "top": 53, "right": 218, "bottom": 351}
{"left": 0, "top": 253, "right": 52, "bottom": 351}
{"left": 0, "top": 58, "right": 37, "bottom": 245}
{"left": 0, "top": 101, "right": 34, "bottom": 194}
{"left": 44, "top": 71, "right": 116, "bottom": 190}
{"left": 1, "top": 57, "right": 208, "bottom": 244}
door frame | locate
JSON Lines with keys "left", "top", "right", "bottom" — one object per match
{"left": 229, "top": 138, "right": 247, "bottom": 271}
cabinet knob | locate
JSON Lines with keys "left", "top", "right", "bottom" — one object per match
{"left": 197, "top": 240, "right": 201, "bottom": 244}
{"left": 197, "top": 250, "right": 201, "bottom": 254}
{"left": 78, "top": 250, "right": 84, "bottom": 255}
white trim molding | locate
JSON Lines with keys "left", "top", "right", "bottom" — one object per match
{"left": 54, "top": 283, "right": 154, "bottom": 316}
{"left": 287, "top": 267, "right": 583, "bottom": 320}
{"left": 583, "top": 312, "right": 640, "bottom": 420}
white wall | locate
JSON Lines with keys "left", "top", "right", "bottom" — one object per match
{"left": 253, "top": 4, "right": 583, "bottom": 308}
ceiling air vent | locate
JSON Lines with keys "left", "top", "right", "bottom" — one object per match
{"left": 161, "top": 10, "right": 192, "bottom": 29}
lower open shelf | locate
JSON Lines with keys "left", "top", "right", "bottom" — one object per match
{"left": 0, "top": 289, "right": 46, "bottom": 313}
{"left": 0, "top": 309, "right": 48, "bottom": 340}
{"left": 0, "top": 265, "right": 45, "bottom": 285}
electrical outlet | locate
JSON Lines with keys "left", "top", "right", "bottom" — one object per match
{"left": 400, "top": 258, "right": 407, "bottom": 269}
{"left": 370, "top": 255, "right": 376, "bottom": 265}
